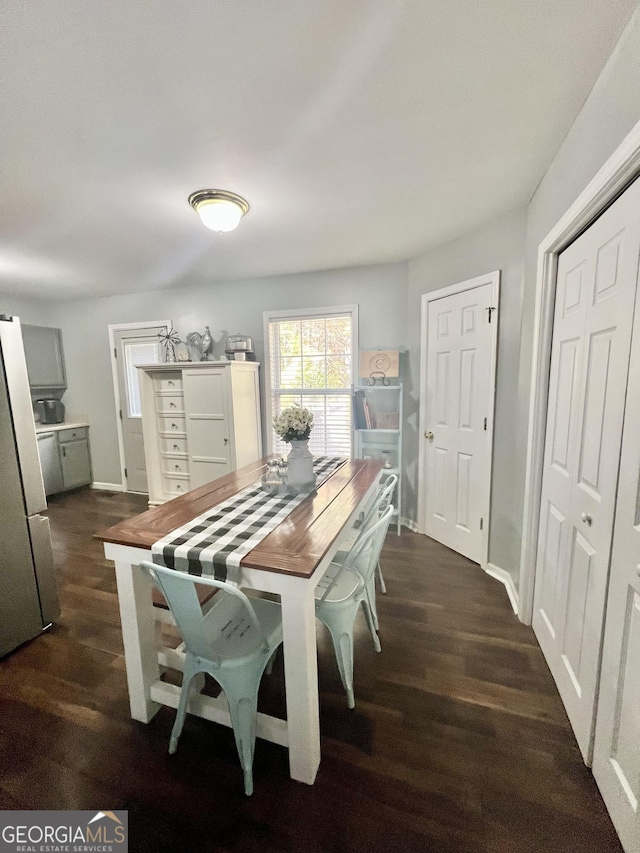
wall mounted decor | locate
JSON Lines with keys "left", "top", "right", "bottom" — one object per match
{"left": 359, "top": 349, "right": 400, "bottom": 385}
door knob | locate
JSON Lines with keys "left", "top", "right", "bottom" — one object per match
{"left": 424, "top": 431, "right": 434, "bottom": 440}
{"left": 224, "top": 437, "right": 228, "bottom": 445}
{"left": 581, "top": 512, "right": 592, "bottom": 526}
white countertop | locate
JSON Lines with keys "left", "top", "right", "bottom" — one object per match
{"left": 35, "top": 421, "right": 89, "bottom": 433}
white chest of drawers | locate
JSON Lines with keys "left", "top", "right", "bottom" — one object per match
{"left": 137, "top": 362, "right": 262, "bottom": 506}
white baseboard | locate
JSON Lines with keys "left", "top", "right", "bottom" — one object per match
{"left": 400, "top": 516, "right": 418, "bottom": 532}
{"left": 91, "top": 481, "right": 124, "bottom": 492}
{"left": 485, "top": 562, "right": 519, "bottom": 616}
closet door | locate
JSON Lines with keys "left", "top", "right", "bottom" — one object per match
{"left": 532, "top": 177, "right": 640, "bottom": 762}
{"left": 592, "top": 281, "right": 640, "bottom": 853}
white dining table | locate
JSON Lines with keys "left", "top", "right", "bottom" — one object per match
{"left": 96, "top": 456, "right": 382, "bottom": 784}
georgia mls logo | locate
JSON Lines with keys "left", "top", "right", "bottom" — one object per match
{"left": 88, "top": 811, "right": 122, "bottom": 827}
{"left": 0, "top": 809, "right": 128, "bottom": 853}
{"left": 86, "top": 811, "right": 126, "bottom": 842}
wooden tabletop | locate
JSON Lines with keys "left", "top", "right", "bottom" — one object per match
{"left": 95, "top": 456, "right": 383, "bottom": 578}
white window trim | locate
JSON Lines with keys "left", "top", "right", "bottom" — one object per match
{"left": 263, "top": 304, "right": 359, "bottom": 454}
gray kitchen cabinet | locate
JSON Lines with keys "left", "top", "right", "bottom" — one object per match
{"left": 36, "top": 426, "right": 92, "bottom": 495}
{"left": 36, "top": 432, "right": 64, "bottom": 496}
{"left": 58, "top": 428, "right": 92, "bottom": 489}
{"left": 22, "top": 325, "right": 67, "bottom": 391}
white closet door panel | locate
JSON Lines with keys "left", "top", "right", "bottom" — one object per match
{"left": 184, "top": 369, "right": 232, "bottom": 488}
{"left": 533, "top": 176, "right": 640, "bottom": 763}
{"left": 184, "top": 369, "right": 226, "bottom": 416}
{"left": 592, "top": 234, "right": 640, "bottom": 853}
{"left": 229, "top": 368, "right": 262, "bottom": 468}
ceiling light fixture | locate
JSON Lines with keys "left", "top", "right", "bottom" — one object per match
{"left": 188, "top": 189, "right": 250, "bottom": 233}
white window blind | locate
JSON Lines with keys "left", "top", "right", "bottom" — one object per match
{"left": 267, "top": 312, "right": 354, "bottom": 456}
{"left": 123, "top": 340, "right": 159, "bottom": 417}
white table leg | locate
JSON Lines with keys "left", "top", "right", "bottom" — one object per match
{"left": 114, "top": 560, "right": 161, "bottom": 723}
{"left": 280, "top": 577, "right": 321, "bottom": 785}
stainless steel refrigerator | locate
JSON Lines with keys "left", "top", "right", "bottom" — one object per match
{"left": 0, "top": 314, "right": 59, "bottom": 656}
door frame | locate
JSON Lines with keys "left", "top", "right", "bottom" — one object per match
{"left": 519, "top": 116, "right": 640, "bottom": 626}
{"left": 108, "top": 320, "right": 170, "bottom": 492}
{"left": 417, "top": 270, "right": 500, "bottom": 569}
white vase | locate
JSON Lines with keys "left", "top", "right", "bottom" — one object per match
{"left": 287, "top": 439, "right": 315, "bottom": 492}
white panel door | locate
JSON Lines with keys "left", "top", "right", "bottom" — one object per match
{"left": 592, "top": 275, "right": 640, "bottom": 853}
{"left": 424, "top": 283, "right": 494, "bottom": 563}
{"left": 533, "top": 177, "right": 640, "bottom": 763}
{"left": 184, "top": 368, "right": 232, "bottom": 488}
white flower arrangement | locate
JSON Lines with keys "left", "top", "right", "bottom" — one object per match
{"left": 273, "top": 405, "right": 314, "bottom": 443}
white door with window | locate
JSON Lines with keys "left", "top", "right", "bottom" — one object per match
{"left": 264, "top": 306, "right": 357, "bottom": 457}
{"left": 113, "top": 324, "right": 167, "bottom": 493}
{"left": 532, "top": 177, "right": 640, "bottom": 763}
{"left": 419, "top": 273, "right": 499, "bottom": 565}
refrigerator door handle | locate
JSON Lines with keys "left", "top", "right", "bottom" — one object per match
{"left": 29, "top": 514, "right": 60, "bottom": 624}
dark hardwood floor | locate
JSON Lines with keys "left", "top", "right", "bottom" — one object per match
{"left": 0, "top": 488, "right": 622, "bottom": 852}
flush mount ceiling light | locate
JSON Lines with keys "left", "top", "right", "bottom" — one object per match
{"left": 188, "top": 189, "right": 250, "bottom": 233}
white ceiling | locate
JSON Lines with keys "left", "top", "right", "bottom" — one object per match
{"left": 1, "top": 0, "right": 637, "bottom": 300}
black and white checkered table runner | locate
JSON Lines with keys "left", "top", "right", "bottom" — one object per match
{"left": 151, "top": 456, "right": 347, "bottom": 581}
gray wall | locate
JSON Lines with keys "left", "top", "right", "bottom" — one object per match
{"left": 44, "top": 263, "right": 408, "bottom": 485}
{"left": 406, "top": 208, "right": 527, "bottom": 581}
{"left": 0, "top": 294, "right": 50, "bottom": 325}
{"left": 521, "top": 5, "right": 640, "bottom": 387}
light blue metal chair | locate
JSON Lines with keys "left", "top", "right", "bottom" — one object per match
{"left": 372, "top": 474, "right": 398, "bottom": 595}
{"left": 315, "top": 504, "right": 394, "bottom": 709}
{"left": 335, "top": 474, "right": 397, "bottom": 629}
{"left": 139, "top": 561, "right": 283, "bottom": 796}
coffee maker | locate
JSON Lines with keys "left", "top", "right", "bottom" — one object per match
{"left": 35, "top": 399, "right": 65, "bottom": 424}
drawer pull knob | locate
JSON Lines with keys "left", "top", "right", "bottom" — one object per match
{"left": 175, "top": 464, "right": 180, "bottom": 470}
{"left": 177, "top": 485, "right": 182, "bottom": 491}
{"left": 169, "top": 381, "right": 174, "bottom": 386}
{"left": 171, "top": 423, "right": 177, "bottom": 429}
{"left": 170, "top": 402, "right": 176, "bottom": 408}
{"left": 173, "top": 444, "right": 179, "bottom": 450}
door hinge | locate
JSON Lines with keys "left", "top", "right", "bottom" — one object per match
{"left": 487, "top": 307, "right": 496, "bottom": 323}
{"left": 480, "top": 517, "right": 484, "bottom": 530}
{"left": 114, "top": 347, "right": 117, "bottom": 358}
{"left": 484, "top": 417, "right": 487, "bottom": 430}
{"left": 119, "top": 409, "right": 123, "bottom": 420}
{"left": 124, "top": 468, "right": 127, "bottom": 477}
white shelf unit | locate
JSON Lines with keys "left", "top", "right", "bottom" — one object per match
{"left": 353, "top": 382, "right": 402, "bottom": 534}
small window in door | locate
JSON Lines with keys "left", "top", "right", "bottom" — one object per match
{"left": 124, "top": 341, "right": 158, "bottom": 417}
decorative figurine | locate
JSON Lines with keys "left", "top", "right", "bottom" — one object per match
{"left": 158, "top": 327, "right": 182, "bottom": 363}
{"left": 186, "top": 326, "right": 215, "bottom": 361}
{"left": 201, "top": 326, "right": 214, "bottom": 360}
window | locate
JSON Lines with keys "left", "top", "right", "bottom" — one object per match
{"left": 265, "top": 306, "right": 358, "bottom": 456}
{"left": 123, "top": 340, "right": 159, "bottom": 417}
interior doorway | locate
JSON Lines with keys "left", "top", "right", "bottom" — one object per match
{"left": 417, "top": 271, "right": 500, "bottom": 567}
{"left": 109, "top": 321, "right": 169, "bottom": 493}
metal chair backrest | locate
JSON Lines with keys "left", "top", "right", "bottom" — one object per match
{"left": 139, "top": 561, "right": 268, "bottom": 664}
{"left": 360, "top": 474, "right": 397, "bottom": 530}
{"left": 377, "top": 474, "right": 398, "bottom": 514}
{"left": 346, "top": 504, "right": 394, "bottom": 586}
